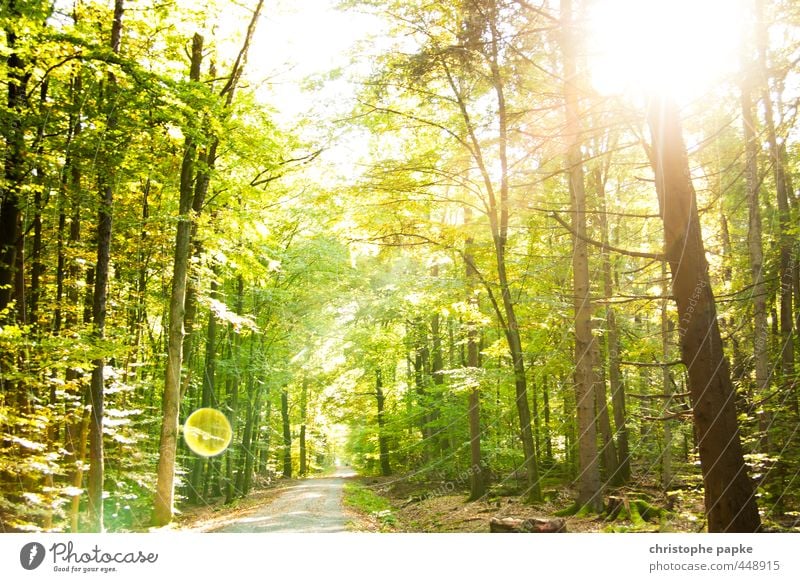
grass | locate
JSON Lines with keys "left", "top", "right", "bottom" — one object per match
{"left": 343, "top": 482, "right": 398, "bottom": 530}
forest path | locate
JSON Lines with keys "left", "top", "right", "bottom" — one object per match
{"left": 211, "top": 467, "right": 356, "bottom": 533}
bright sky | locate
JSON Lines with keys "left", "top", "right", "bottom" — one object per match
{"left": 243, "top": 0, "right": 380, "bottom": 126}
{"left": 586, "top": 0, "right": 748, "bottom": 102}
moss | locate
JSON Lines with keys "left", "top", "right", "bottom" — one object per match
{"left": 628, "top": 501, "right": 645, "bottom": 527}
{"left": 555, "top": 502, "right": 579, "bottom": 517}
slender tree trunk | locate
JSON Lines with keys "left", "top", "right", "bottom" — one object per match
{"left": 190, "top": 276, "right": 218, "bottom": 498}
{"left": 740, "top": 68, "right": 771, "bottom": 448}
{"left": 0, "top": 5, "right": 27, "bottom": 316}
{"left": 465, "top": 216, "right": 487, "bottom": 500}
{"left": 542, "top": 376, "right": 552, "bottom": 463}
{"left": 561, "top": 0, "right": 601, "bottom": 511}
{"left": 661, "top": 261, "right": 674, "bottom": 490}
{"left": 597, "top": 174, "right": 630, "bottom": 483}
{"left": 61, "top": 70, "right": 84, "bottom": 531}
{"left": 375, "top": 369, "right": 392, "bottom": 476}
{"left": 595, "top": 359, "right": 618, "bottom": 485}
{"left": 237, "top": 336, "right": 262, "bottom": 496}
{"left": 648, "top": 97, "right": 760, "bottom": 532}
{"left": 299, "top": 377, "right": 308, "bottom": 476}
{"left": 430, "top": 298, "right": 445, "bottom": 455}
{"left": 152, "top": 33, "right": 203, "bottom": 526}
{"left": 68, "top": 404, "right": 90, "bottom": 532}
{"left": 258, "top": 387, "right": 272, "bottom": 478}
{"left": 411, "top": 330, "right": 431, "bottom": 459}
{"left": 87, "top": 0, "right": 124, "bottom": 532}
{"left": 531, "top": 370, "right": 541, "bottom": 463}
{"left": 443, "top": 3, "right": 540, "bottom": 499}
{"left": 30, "top": 80, "right": 48, "bottom": 327}
{"left": 281, "top": 387, "right": 292, "bottom": 478}
{"left": 224, "top": 276, "right": 243, "bottom": 502}
{"left": 756, "top": 0, "right": 796, "bottom": 409}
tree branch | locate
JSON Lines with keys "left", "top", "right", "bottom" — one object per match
{"left": 549, "top": 211, "right": 664, "bottom": 260}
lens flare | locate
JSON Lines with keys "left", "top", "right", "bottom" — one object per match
{"left": 183, "top": 408, "right": 233, "bottom": 457}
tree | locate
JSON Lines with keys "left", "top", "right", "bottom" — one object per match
{"left": 647, "top": 97, "right": 760, "bottom": 532}
{"left": 152, "top": 32, "right": 205, "bottom": 527}
{"left": 152, "top": 0, "right": 264, "bottom": 525}
{"left": 561, "top": 0, "right": 602, "bottom": 511}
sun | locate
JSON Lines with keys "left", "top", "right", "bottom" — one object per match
{"left": 585, "top": 0, "right": 748, "bottom": 101}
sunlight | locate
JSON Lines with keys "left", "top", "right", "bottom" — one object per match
{"left": 586, "top": 0, "right": 747, "bottom": 101}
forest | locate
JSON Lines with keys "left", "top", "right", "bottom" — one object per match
{"left": 1, "top": 0, "right": 799, "bottom": 534}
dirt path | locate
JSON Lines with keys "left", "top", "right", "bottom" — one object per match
{"left": 211, "top": 467, "right": 356, "bottom": 533}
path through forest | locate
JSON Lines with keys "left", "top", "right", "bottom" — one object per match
{"left": 210, "top": 468, "right": 356, "bottom": 533}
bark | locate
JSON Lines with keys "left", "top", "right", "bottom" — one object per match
{"left": 465, "top": 215, "right": 487, "bottom": 500}
{"left": 30, "top": 80, "right": 48, "bottom": 327}
{"left": 189, "top": 276, "right": 219, "bottom": 499}
{"left": 0, "top": 5, "right": 27, "bottom": 316}
{"left": 531, "top": 371, "right": 541, "bottom": 463}
{"left": 258, "top": 386, "right": 272, "bottom": 478}
{"left": 430, "top": 294, "right": 445, "bottom": 454}
{"left": 299, "top": 377, "right": 308, "bottom": 476}
{"left": 561, "top": 0, "right": 601, "bottom": 511}
{"left": 281, "top": 387, "right": 292, "bottom": 478}
{"left": 242, "top": 385, "right": 262, "bottom": 494}
{"left": 661, "top": 261, "right": 673, "bottom": 490}
{"left": 152, "top": 33, "right": 203, "bottom": 526}
{"left": 542, "top": 376, "right": 553, "bottom": 463}
{"left": 597, "top": 174, "right": 630, "bottom": 483}
{"left": 67, "top": 404, "right": 90, "bottom": 532}
{"left": 741, "top": 75, "right": 770, "bottom": 453}
{"left": 756, "top": 0, "right": 795, "bottom": 408}
{"left": 375, "top": 369, "right": 392, "bottom": 476}
{"left": 648, "top": 97, "right": 760, "bottom": 532}
{"left": 153, "top": 1, "right": 264, "bottom": 522}
{"left": 595, "top": 359, "right": 618, "bottom": 485}
{"left": 224, "top": 276, "right": 243, "bottom": 502}
{"left": 411, "top": 325, "right": 433, "bottom": 460}
{"left": 87, "top": 0, "right": 124, "bottom": 532}
{"left": 442, "top": 2, "right": 539, "bottom": 499}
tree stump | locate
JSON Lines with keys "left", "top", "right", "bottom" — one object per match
{"left": 489, "top": 517, "right": 567, "bottom": 533}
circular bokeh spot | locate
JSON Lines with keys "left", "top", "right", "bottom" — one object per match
{"left": 183, "top": 408, "right": 232, "bottom": 457}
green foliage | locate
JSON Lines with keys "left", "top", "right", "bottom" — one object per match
{"left": 343, "top": 482, "right": 397, "bottom": 528}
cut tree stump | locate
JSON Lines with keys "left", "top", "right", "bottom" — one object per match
{"left": 489, "top": 517, "right": 567, "bottom": 533}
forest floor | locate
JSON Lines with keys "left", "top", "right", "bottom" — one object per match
{"left": 176, "top": 470, "right": 800, "bottom": 533}
{"left": 345, "top": 475, "right": 693, "bottom": 533}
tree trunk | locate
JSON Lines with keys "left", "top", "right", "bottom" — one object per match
{"left": 375, "top": 369, "right": 392, "bottom": 476}
{"left": 299, "top": 377, "right": 308, "bottom": 476}
{"left": 661, "top": 261, "right": 673, "bottom": 490}
{"left": 648, "top": 97, "right": 760, "bottom": 533}
{"left": 190, "top": 276, "right": 218, "bottom": 499}
{"left": 0, "top": 6, "right": 27, "bottom": 316}
{"left": 444, "top": 2, "right": 540, "bottom": 500}
{"left": 239, "top": 363, "right": 263, "bottom": 495}
{"left": 561, "top": 0, "right": 601, "bottom": 511}
{"left": 411, "top": 323, "right": 433, "bottom": 461}
{"left": 224, "top": 276, "right": 243, "bottom": 502}
{"left": 465, "top": 217, "right": 487, "bottom": 500}
{"left": 281, "top": 386, "right": 292, "bottom": 478}
{"left": 152, "top": 33, "right": 203, "bottom": 526}
{"left": 756, "top": 0, "right": 795, "bottom": 410}
{"left": 68, "top": 404, "right": 90, "bottom": 532}
{"left": 258, "top": 386, "right": 272, "bottom": 478}
{"left": 597, "top": 173, "right": 630, "bottom": 483}
{"left": 542, "top": 376, "right": 552, "bottom": 463}
{"left": 87, "top": 0, "right": 124, "bottom": 532}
